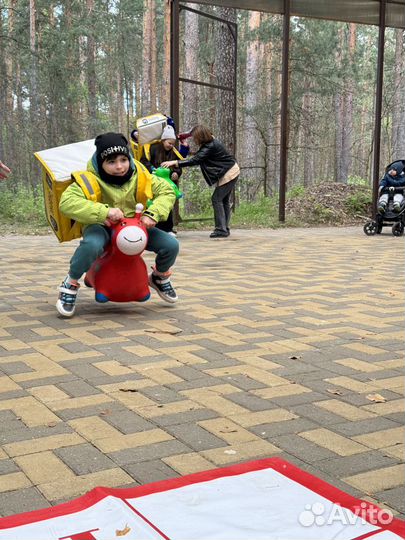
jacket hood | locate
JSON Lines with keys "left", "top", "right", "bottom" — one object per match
{"left": 387, "top": 160, "right": 405, "bottom": 176}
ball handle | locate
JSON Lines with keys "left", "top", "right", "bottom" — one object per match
{"left": 135, "top": 203, "right": 144, "bottom": 217}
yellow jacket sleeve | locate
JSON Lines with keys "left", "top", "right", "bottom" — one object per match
{"left": 59, "top": 182, "right": 110, "bottom": 225}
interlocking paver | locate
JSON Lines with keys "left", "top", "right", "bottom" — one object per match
{"left": 0, "top": 488, "right": 50, "bottom": 518}
{"left": 315, "top": 451, "right": 400, "bottom": 477}
{"left": 343, "top": 464, "right": 405, "bottom": 493}
{"left": 272, "top": 433, "right": 338, "bottom": 462}
{"left": 225, "top": 391, "right": 277, "bottom": 410}
{"left": 162, "top": 452, "right": 216, "bottom": 475}
{"left": 250, "top": 417, "right": 318, "bottom": 438}
{"left": 375, "top": 487, "right": 405, "bottom": 515}
{"left": 55, "top": 443, "right": 117, "bottom": 474}
{"left": 166, "top": 422, "right": 227, "bottom": 450}
{"left": 0, "top": 227, "right": 403, "bottom": 517}
{"left": 124, "top": 459, "right": 178, "bottom": 484}
{"left": 331, "top": 416, "right": 401, "bottom": 437}
{"left": 109, "top": 440, "right": 191, "bottom": 466}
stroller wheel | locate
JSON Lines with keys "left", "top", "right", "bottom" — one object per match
{"left": 392, "top": 222, "right": 404, "bottom": 237}
{"left": 363, "top": 221, "right": 378, "bottom": 236}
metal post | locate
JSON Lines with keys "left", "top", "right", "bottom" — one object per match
{"left": 170, "top": 0, "right": 180, "bottom": 129}
{"left": 279, "top": 0, "right": 290, "bottom": 222}
{"left": 372, "top": 0, "right": 386, "bottom": 217}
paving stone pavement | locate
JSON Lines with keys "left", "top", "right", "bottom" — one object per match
{"left": 0, "top": 226, "right": 404, "bottom": 518}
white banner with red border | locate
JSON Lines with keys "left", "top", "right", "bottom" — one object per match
{"left": 0, "top": 458, "right": 403, "bottom": 540}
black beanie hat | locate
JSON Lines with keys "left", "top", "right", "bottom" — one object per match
{"left": 95, "top": 132, "right": 130, "bottom": 164}
{"left": 94, "top": 132, "right": 133, "bottom": 185}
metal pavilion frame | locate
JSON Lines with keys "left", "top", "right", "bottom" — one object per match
{"left": 170, "top": 0, "right": 405, "bottom": 221}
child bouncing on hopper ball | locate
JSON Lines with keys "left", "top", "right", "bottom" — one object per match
{"left": 56, "top": 132, "right": 179, "bottom": 318}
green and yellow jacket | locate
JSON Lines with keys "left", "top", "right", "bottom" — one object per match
{"left": 59, "top": 156, "right": 176, "bottom": 227}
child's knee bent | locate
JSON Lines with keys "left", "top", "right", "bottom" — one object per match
{"left": 82, "top": 236, "right": 106, "bottom": 259}
{"left": 162, "top": 235, "right": 179, "bottom": 261}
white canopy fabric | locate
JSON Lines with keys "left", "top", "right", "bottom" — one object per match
{"left": 188, "top": 0, "right": 405, "bottom": 29}
{"left": 34, "top": 139, "right": 95, "bottom": 181}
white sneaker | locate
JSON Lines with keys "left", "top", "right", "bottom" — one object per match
{"left": 56, "top": 279, "right": 80, "bottom": 317}
{"left": 149, "top": 273, "right": 178, "bottom": 303}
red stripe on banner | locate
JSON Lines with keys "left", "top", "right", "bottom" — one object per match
{"left": 121, "top": 498, "right": 171, "bottom": 540}
{"left": 0, "top": 457, "right": 404, "bottom": 538}
{"left": 351, "top": 530, "right": 386, "bottom": 540}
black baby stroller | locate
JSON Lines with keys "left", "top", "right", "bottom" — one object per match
{"left": 363, "top": 159, "right": 405, "bottom": 237}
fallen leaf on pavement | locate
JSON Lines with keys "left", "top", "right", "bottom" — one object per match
{"left": 326, "top": 389, "right": 343, "bottom": 395}
{"left": 366, "top": 393, "right": 387, "bottom": 403}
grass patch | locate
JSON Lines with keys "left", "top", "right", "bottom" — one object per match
{"left": 232, "top": 196, "right": 280, "bottom": 228}
{"left": 0, "top": 183, "right": 50, "bottom": 234}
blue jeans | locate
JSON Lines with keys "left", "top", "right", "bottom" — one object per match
{"left": 69, "top": 224, "right": 179, "bottom": 280}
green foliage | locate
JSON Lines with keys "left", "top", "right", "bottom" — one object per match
{"left": 347, "top": 175, "right": 369, "bottom": 186}
{"left": 231, "top": 196, "right": 279, "bottom": 228}
{"left": 181, "top": 171, "right": 213, "bottom": 216}
{"left": 344, "top": 190, "right": 372, "bottom": 214}
{"left": 0, "top": 183, "right": 48, "bottom": 231}
{"left": 287, "top": 184, "right": 306, "bottom": 198}
{"left": 311, "top": 203, "right": 335, "bottom": 222}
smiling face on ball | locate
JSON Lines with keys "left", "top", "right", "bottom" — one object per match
{"left": 116, "top": 225, "right": 147, "bottom": 255}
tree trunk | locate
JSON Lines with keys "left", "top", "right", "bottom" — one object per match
{"left": 0, "top": 6, "right": 6, "bottom": 161}
{"left": 29, "top": 0, "right": 39, "bottom": 137}
{"left": 334, "top": 27, "right": 344, "bottom": 182}
{"left": 215, "top": 7, "right": 236, "bottom": 154}
{"left": 86, "top": 0, "right": 97, "bottom": 137}
{"left": 341, "top": 23, "right": 356, "bottom": 183}
{"left": 142, "top": 0, "right": 156, "bottom": 115}
{"left": 3, "top": 1, "right": 16, "bottom": 166}
{"left": 260, "top": 34, "right": 276, "bottom": 195}
{"left": 301, "top": 83, "right": 315, "bottom": 187}
{"left": 65, "top": 0, "right": 82, "bottom": 142}
{"left": 149, "top": 0, "right": 157, "bottom": 112}
{"left": 135, "top": 77, "right": 142, "bottom": 118}
{"left": 160, "top": 0, "right": 171, "bottom": 113}
{"left": 244, "top": 11, "right": 261, "bottom": 197}
{"left": 392, "top": 29, "right": 405, "bottom": 158}
{"left": 182, "top": 4, "right": 199, "bottom": 130}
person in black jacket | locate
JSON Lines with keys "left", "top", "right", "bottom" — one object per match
{"left": 162, "top": 125, "right": 239, "bottom": 238}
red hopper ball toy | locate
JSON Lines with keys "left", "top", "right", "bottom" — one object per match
{"left": 84, "top": 204, "right": 150, "bottom": 303}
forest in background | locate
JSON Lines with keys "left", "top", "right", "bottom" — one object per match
{"left": 0, "top": 0, "right": 404, "bottom": 213}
